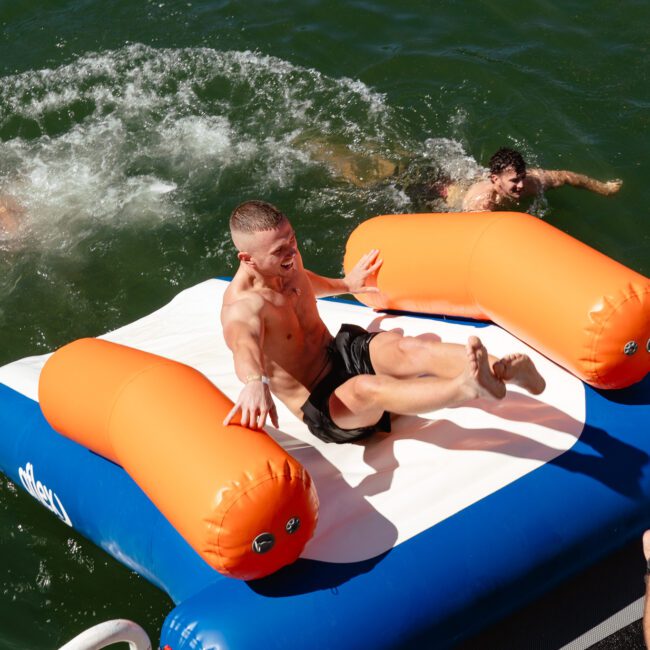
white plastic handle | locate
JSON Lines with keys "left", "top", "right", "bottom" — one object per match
{"left": 58, "top": 619, "right": 152, "bottom": 650}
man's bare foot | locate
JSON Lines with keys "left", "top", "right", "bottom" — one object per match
{"left": 462, "top": 336, "right": 506, "bottom": 400}
{"left": 493, "top": 353, "right": 546, "bottom": 395}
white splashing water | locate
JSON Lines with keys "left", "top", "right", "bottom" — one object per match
{"left": 0, "top": 44, "right": 395, "bottom": 250}
{"left": 423, "top": 137, "right": 484, "bottom": 182}
{"left": 0, "top": 43, "right": 490, "bottom": 268}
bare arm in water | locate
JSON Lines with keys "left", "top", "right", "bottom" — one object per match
{"left": 462, "top": 168, "right": 622, "bottom": 212}
{"left": 525, "top": 169, "right": 622, "bottom": 196}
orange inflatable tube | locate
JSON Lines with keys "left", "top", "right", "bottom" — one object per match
{"left": 38, "top": 338, "right": 318, "bottom": 580}
{"left": 344, "top": 212, "right": 650, "bottom": 389}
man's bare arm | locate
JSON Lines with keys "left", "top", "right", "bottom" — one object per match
{"left": 305, "top": 249, "right": 382, "bottom": 297}
{"left": 221, "top": 297, "right": 279, "bottom": 429}
{"left": 222, "top": 297, "right": 266, "bottom": 380}
{"left": 527, "top": 169, "right": 623, "bottom": 196}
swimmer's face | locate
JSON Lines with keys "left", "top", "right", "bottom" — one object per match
{"left": 235, "top": 218, "right": 300, "bottom": 278}
{"left": 491, "top": 166, "right": 526, "bottom": 201}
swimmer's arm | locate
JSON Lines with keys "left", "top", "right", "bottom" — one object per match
{"left": 527, "top": 169, "right": 623, "bottom": 196}
{"left": 221, "top": 298, "right": 278, "bottom": 428}
{"left": 305, "top": 250, "right": 382, "bottom": 297}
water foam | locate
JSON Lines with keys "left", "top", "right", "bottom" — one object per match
{"left": 0, "top": 44, "right": 398, "bottom": 250}
{"left": 0, "top": 44, "right": 495, "bottom": 248}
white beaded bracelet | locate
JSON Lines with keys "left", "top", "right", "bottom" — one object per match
{"left": 245, "top": 374, "right": 270, "bottom": 385}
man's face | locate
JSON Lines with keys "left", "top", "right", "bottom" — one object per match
{"left": 237, "top": 218, "right": 299, "bottom": 278}
{"left": 491, "top": 166, "right": 526, "bottom": 201}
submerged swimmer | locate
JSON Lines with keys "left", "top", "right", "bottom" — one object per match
{"left": 221, "top": 200, "right": 545, "bottom": 441}
{"left": 0, "top": 195, "right": 22, "bottom": 235}
{"left": 306, "top": 141, "right": 622, "bottom": 213}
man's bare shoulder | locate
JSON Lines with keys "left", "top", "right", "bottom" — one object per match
{"left": 523, "top": 169, "right": 545, "bottom": 193}
{"left": 223, "top": 281, "right": 263, "bottom": 311}
{"left": 462, "top": 179, "right": 494, "bottom": 211}
{"left": 221, "top": 275, "right": 266, "bottom": 323}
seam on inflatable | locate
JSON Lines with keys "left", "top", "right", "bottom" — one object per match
{"left": 465, "top": 213, "right": 505, "bottom": 312}
{"left": 589, "top": 285, "right": 650, "bottom": 386}
{"left": 105, "top": 360, "right": 171, "bottom": 450}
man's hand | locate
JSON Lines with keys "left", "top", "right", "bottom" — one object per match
{"left": 344, "top": 249, "right": 383, "bottom": 294}
{"left": 600, "top": 179, "right": 623, "bottom": 195}
{"left": 223, "top": 380, "right": 279, "bottom": 430}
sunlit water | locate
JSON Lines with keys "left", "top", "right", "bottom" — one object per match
{"left": 1, "top": 0, "right": 648, "bottom": 647}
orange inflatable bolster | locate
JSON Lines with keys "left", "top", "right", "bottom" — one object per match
{"left": 38, "top": 338, "right": 319, "bottom": 580}
{"left": 344, "top": 212, "right": 650, "bottom": 390}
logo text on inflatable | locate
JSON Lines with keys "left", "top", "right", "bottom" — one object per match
{"left": 18, "top": 462, "right": 72, "bottom": 527}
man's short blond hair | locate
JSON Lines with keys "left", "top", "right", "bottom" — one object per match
{"left": 230, "top": 200, "right": 287, "bottom": 234}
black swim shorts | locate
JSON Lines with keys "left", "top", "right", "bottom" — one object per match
{"left": 301, "top": 324, "right": 392, "bottom": 444}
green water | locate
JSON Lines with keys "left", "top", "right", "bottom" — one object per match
{"left": 1, "top": 1, "right": 648, "bottom": 647}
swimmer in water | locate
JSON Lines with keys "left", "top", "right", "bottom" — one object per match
{"left": 303, "top": 140, "right": 622, "bottom": 213}
{"left": 458, "top": 147, "right": 622, "bottom": 212}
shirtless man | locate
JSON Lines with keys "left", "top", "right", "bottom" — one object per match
{"left": 221, "top": 200, "right": 546, "bottom": 442}
{"left": 304, "top": 141, "right": 622, "bottom": 214}
{"left": 459, "top": 147, "right": 622, "bottom": 212}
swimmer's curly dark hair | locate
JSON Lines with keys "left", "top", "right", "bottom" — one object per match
{"left": 489, "top": 148, "right": 526, "bottom": 176}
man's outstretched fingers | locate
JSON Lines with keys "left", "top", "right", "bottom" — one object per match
{"left": 243, "top": 407, "right": 256, "bottom": 429}
{"left": 223, "top": 401, "right": 241, "bottom": 426}
{"left": 252, "top": 409, "right": 264, "bottom": 429}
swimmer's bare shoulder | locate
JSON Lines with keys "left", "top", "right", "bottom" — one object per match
{"left": 440, "top": 182, "right": 466, "bottom": 211}
{"left": 461, "top": 179, "right": 495, "bottom": 211}
{"left": 521, "top": 170, "right": 545, "bottom": 196}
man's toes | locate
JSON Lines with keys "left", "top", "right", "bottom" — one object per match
{"left": 492, "top": 359, "right": 506, "bottom": 379}
{"left": 467, "top": 335, "right": 482, "bottom": 352}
